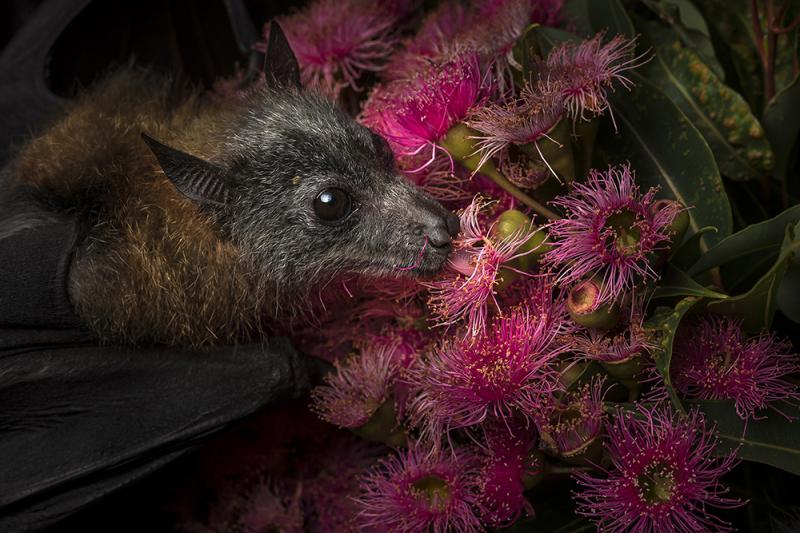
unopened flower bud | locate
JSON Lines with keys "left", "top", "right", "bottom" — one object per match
{"left": 600, "top": 354, "right": 643, "bottom": 388}
{"left": 439, "top": 123, "right": 499, "bottom": 177}
{"left": 494, "top": 209, "right": 551, "bottom": 271}
{"left": 567, "top": 279, "right": 620, "bottom": 330}
{"left": 519, "top": 116, "right": 575, "bottom": 182}
{"left": 535, "top": 378, "right": 606, "bottom": 465}
{"left": 353, "top": 399, "right": 406, "bottom": 447}
{"left": 650, "top": 199, "right": 689, "bottom": 246}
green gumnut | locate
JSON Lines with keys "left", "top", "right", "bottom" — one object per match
{"left": 567, "top": 280, "right": 621, "bottom": 330}
{"left": 519, "top": 116, "right": 575, "bottom": 183}
{"left": 557, "top": 435, "right": 604, "bottom": 466}
{"left": 353, "top": 399, "right": 406, "bottom": 447}
{"left": 493, "top": 209, "right": 551, "bottom": 271}
{"left": 439, "top": 123, "right": 502, "bottom": 178}
{"left": 651, "top": 199, "right": 690, "bottom": 247}
{"left": 600, "top": 356, "right": 643, "bottom": 389}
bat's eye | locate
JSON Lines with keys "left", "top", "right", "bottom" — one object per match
{"left": 314, "top": 188, "right": 352, "bottom": 223}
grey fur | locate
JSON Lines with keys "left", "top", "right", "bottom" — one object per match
{"left": 201, "top": 86, "right": 457, "bottom": 314}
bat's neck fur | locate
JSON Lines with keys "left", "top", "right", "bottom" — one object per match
{"left": 8, "top": 70, "right": 269, "bottom": 346}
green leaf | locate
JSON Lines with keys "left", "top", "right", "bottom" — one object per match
{"left": 763, "top": 77, "right": 800, "bottom": 198}
{"left": 693, "top": 400, "right": 800, "bottom": 476}
{"left": 587, "top": 0, "right": 635, "bottom": 37}
{"left": 563, "top": 0, "right": 592, "bottom": 36}
{"left": 533, "top": 26, "right": 580, "bottom": 54}
{"left": 688, "top": 204, "right": 800, "bottom": 275}
{"left": 645, "top": 296, "right": 702, "bottom": 412}
{"left": 598, "top": 75, "right": 733, "bottom": 249}
{"left": 512, "top": 24, "right": 543, "bottom": 81}
{"left": 778, "top": 222, "right": 800, "bottom": 323}
{"left": 669, "top": 226, "right": 718, "bottom": 271}
{"left": 693, "top": 0, "right": 764, "bottom": 111}
{"left": 653, "top": 263, "right": 729, "bottom": 300}
{"left": 706, "top": 223, "right": 800, "bottom": 332}
{"left": 636, "top": 26, "right": 774, "bottom": 181}
{"left": 640, "top": 0, "right": 726, "bottom": 78}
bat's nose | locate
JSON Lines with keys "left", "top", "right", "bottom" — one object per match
{"left": 427, "top": 221, "right": 452, "bottom": 248}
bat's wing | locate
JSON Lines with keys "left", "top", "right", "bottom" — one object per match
{"left": 0, "top": 207, "right": 322, "bottom": 532}
{"left": 0, "top": 0, "right": 85, "bottom": 165}
{"left": 0, "top": 3, "right": 313, "bottom": 529}
{"left": 0, "top": 0, "right": 263, "bottom": 167}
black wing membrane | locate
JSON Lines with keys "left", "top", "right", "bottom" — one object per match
{"left": 0, "top": 208, "right": 319, "bottom": 532}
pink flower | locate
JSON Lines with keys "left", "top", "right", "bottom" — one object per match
{"left": 471, "top": 1, "right": 545, "bottom": 62}
{"left": 535, "top": 376, "right": 606, "bottom": 458}
{"left": 356, "top": 444, "right": 484, "bottom": 533}
{"left": 544, "top": 164, "right": 679, "bottom": 306}
{"left": 361, "top": 52, "right": 486, "bottom": 169}
{"left": 241, "top": 482, "right": 305, "bottom": 533}
{"left": 184, "top": 479, "right": 304, "bottom": 533}
{"left": 425, "top": 196, "right": 542, "bottom": 336}
{"left": 383, "top": 1, "right": 472, "bottom": 81}
{"left": 573, "top": 404, "right": 743, "bottom": 533}
{"left": 304, "top": 437, "right": 384, "bottom": 533}
{"left": 385, "top": 0, "right": 565, "bottom": 82}
{"left": 541, "top": 33, "right": 646, "bottom": 123}
{"left": 572, "top": 299, "right": 652, "bottom": 364}
{"left": 263, "top": 0, "right": 401, "bottom": 97}
{"left": 408, "top": 303, "right": 564, "bottom": 438}
{"left": 311, "top": 342, "right": 401, "bottom": 428}
{"left": 476, "top": 420, "right": 534, "bottom": 527}
{"left": 467, "top": 81, "right": 564, "bottom": 171}
{"left": 672, "top": 316, "right": 800, "bottom": 421}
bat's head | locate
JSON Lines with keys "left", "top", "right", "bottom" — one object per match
{"left": 142, "top": 23, "right": 459, "bottom": 299}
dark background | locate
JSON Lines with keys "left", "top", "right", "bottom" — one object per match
{"left": 1, "top": 0, "right": 307, "bottom": 95}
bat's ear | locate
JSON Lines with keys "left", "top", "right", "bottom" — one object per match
{"left": 141, "top": 133, "right": 231, "bottom": 207}
{"left": 264, "top": 21, "right": 301, "bottom": 90}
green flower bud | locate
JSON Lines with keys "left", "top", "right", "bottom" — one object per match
{"left": 519, "top": 116, "right": 575, "bottom": 182}
{"left": 567, "top": 280, "right": 620, "bottom": 330}
{"left": 353, "top": 399, "right": 406, "bottom": 447}
{"left": 493, "top": 209, "right": 551, "bottom": 271}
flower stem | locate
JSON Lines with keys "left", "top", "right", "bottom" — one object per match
{"left": 482, "top": 165, "right": 562, "bottom": 220}
{"left": 440, "top": 123, "right": 562, "bottom": 220}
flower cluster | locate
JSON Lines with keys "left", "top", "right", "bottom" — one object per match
{"left": 186, "top": 1, "right": 800, "bottom": 532}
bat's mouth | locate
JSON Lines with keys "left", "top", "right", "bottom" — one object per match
{"left": 394, "top": 237, "right": 452, "bottom": 278}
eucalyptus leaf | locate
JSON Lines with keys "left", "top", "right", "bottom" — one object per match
{"left": 688, "top": 204, "right": 800, "bottom": 276}
{"left": 598, "top": 75, "right": 732, "bottom": 249}
{"left": 533, "top": 26, "right": 579, "bottom": 54}
{"left": 706, "top": 223, "right": 800, "bottom": 332}
{"left": 652, "top": 263, "right": 729, "bottom": 300}
{"left": 669, "top": 226, "right": 718, "bottom": 271}
{"left": 763, "top": 77, "right": 800, "bottom": 198}
{"left": 513, "top": 24, "right": 542, "bottom": 80}
{"left": 587, "top": 0, "right": 635, "bottom": 37}
{"left": 645, "top": 296, "right": 701, "bottom": 412}
{"left": 693, "top": 0, "right": 763, "bottom": 111}
{"left": 693, "top": 400, "right": 800, "bottom": 476}
{"left": 636, "top": 24, "right": 774, "bottom": 181}
{"left": 640, "top": 0, "right": 725, "bottom": 78}
{"left": 777, "top": 221, "right": 800, "bottom": 323}
{"left": 563, "top": 0, "right": 592, "bottom": 36}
